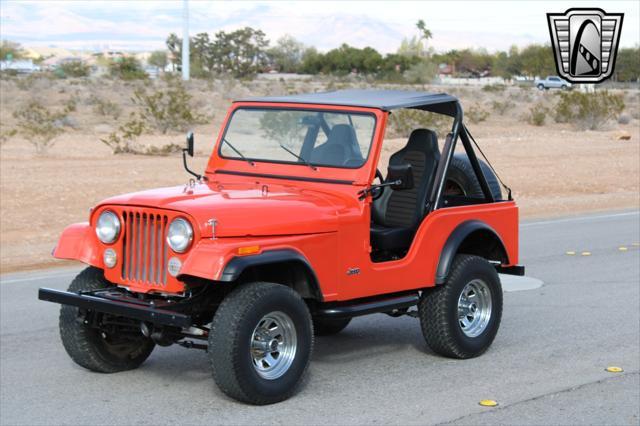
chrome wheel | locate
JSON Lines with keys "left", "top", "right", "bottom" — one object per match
{"left": 250, "top": 311, "right": 297, "bottom": 380}
{"left": 457, "top": 279, "right": 492, "bottom": 338}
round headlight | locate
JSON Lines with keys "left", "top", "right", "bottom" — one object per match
{"left": 167, "top": 218, "right": 193, "bottom": 253}
{"left": 96, "top": 211, "right": 120, "bottom": 244}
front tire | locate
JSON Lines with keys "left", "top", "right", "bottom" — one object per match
{"left": 59, "top": 267, "right": 155, "bottom": 373}
{"left": 537, "top": 84, "right": 545, "bottom": 90}
{"left": 419, "top": 255, "right": 502, "bottom": 359}
{"left": 209, "top": 282, "right": 313, "bottom": 405}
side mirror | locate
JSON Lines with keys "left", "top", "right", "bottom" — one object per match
{"left": 387, "top": 164, "right": 414, "bottom": 190}
{"left": 185, "top": 132, "right": 194, "bottom": 157}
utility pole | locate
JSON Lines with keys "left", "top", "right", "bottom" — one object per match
{"left": 182, "top": 0, "right": 190, "bottom": 81}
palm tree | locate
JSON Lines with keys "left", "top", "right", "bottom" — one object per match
{"left": 416, "top": 20, "right": 432, "bottom": 56}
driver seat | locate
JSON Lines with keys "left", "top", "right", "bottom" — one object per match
{"left": 370, "top": 129, "right": 440, "bottom": 252}
{"left": 310, "top": 124, "right": 363, "bottom": 166}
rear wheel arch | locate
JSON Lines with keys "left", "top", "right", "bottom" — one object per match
{"left": 435, "top": 220, "right": 508, "bottom": 285}
{"left": 220, "top": 249, "right": 323, "bottom": 302}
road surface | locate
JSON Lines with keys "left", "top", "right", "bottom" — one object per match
{"left": 1, "top": 211, "right": 639, "bottom": 425}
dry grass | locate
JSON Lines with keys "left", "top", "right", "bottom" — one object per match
{"left": 1, "top": 77, "right": 639, "bottom": 273}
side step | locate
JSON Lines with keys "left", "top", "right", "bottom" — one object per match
{"left": 315, "top": 293, "right": 420, "bottom": 319}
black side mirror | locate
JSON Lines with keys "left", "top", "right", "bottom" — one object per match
{"left": 185, "top": 132, "right": 194, "bottom": 157}
{"left": 182, "top": 131, "right": 201, "bottom": 180}
{"left": 387, "top": 164, "right": 414, "bottom": 190}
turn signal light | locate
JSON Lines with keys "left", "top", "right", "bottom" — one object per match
{"left": 237, "top": 245, "right": 260, "bottom": 255}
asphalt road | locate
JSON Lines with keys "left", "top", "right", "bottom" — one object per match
{"left": 1, "top": 211, "right": 639, "bottom": 425}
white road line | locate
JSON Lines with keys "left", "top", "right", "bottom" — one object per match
{"left": 522, "top": 211, "right": 639, "bottom": 228}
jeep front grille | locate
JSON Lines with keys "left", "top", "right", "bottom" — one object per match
{"left": 121, "top": 211, "right": 169, "bottom": 286}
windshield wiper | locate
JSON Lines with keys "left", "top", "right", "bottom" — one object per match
{"left": 223, "top": 138, "right": 254, "bottom": 166}
{"left": 279, "top": 144, "right": 317, "bottom": 170}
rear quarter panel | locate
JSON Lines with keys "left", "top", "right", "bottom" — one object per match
{"left": 331, "top": 201, "right": 519, "bottom": 301}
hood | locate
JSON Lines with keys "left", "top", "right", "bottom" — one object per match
{"left": 97, "top": 181, "right": 346, "bottom": 238}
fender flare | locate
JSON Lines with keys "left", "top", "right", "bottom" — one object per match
{"left": 220, "top": 249, "right": 323, "bottom": 301}
{"left": 435, "top": 220, "right": 508, "bottom": 285}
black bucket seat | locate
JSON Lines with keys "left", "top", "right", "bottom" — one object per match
{"left": 370, "top": 129, "right": 440, "bottom": 251}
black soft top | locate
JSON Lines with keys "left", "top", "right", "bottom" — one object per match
{"left": 239, "top": 89, "right": 460, "bottom": 117}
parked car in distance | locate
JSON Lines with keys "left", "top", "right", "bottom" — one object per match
{"left": 534, "top": 76, "right": 571, "bottom": 90}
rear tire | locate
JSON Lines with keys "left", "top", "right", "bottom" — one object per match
{"left": 209, "top": 282, "right": 313, "bottom": 405}
{"left": 313, "top": 317, "right": 351, "bottom": 336}
{"left": 419, "top": 255, "right": 502, "bottom": 359}
{"left": 59, "top": 267, "right": 155, "bottom": 373}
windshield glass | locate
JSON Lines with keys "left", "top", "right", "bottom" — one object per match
{"left": 219, "top": 108, "right": 376, "bottom": 168}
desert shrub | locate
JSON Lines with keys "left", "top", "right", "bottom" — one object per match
{"left": 491, "top": 100, "right": 515, "bottom": 116}
{"left": 0, "top": 128, "right": 18, "bottom": 146}
{"left": 387, "top": 109, "right": 449, "bottom": 138}
{"left": 12, "top": 101, "right": 65, "bottom": 154}
{"left": 100, "top": 115, "right": 146, "bottom": 154}
{"left": 617, "top": 114, "right": 631, "bottom": 125}
{"left": 482, "top": 84, "right": 506, "bottom": 93}
{"left": 108, "top": 57, "right": 147, "bottom": 80}
{"left": 466, "top": 104, "right": 490, "bottom": 124}
{"left": 403, "top": 61, "right": 437, "bottom": 84}
{"left": 63, "top": 97, "right": 77, "bottom": 113}
{"left": 100, "top": 114, "right": 181, "bottom": 155}
{"left": 58, "top": 60, "right": 90, "bottom": 78}
{"left": 554, "top": 90, "right": 625, "bottom": 130}
{"left": 527, "top": 103, "right": 547, "bottom": 126}
{"left": 132, "top": 76, "right": 206, "bottom": 134}
{"left": 15, "top": 74, "right": 39, "bottom": 91}
{"left": 89, "top": 95, "right": 122, "bottom": 120}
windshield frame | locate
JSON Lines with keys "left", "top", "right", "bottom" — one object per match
{"left": 217, "top": 106, "right": 378, "bottom": 170}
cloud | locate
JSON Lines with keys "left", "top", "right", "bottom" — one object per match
{"left": 0, "top": 0, "right": 638, "bottom": 52}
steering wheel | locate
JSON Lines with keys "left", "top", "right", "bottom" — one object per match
{"left": 371, "top": 169, "right": 385, "bottom": 200}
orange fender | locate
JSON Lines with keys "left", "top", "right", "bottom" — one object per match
{"left": 53, "top": 222, "right": 102, "bottom": 267}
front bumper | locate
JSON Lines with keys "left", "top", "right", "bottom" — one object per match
{"left": 38, "top": 288, "right": 192, "bottom": 328}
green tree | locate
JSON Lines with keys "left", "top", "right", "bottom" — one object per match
{"left": 166, "top": 33, "right": 182, "bottom": 71}
{"left": 416, "top": 19, "right": 432, "bottom": 54}
{"left": 267, "top": 35, "right": 305, "bottom": 73}
{"left": 109, "top": 56, "right": 146, "bottom": 80}
{"left": 615, "top": 47, "right": 640, "bottom": 82}
{"left": 0, "top": 40, "right": 24, "bottom": 60}
{"left": 519, "top": 44, "right": 555, "bottom": 77}
{"left": 148, "top": 50, "right": 168, "bottom": 71}
{"left": 58, "top": 60, "right": 90, "bottom": 77}
{"left": 300, "top": 47, "right": 323, "bottom": 74}
{"left": 212, "top": 27, "right": 269, "bottom": 77}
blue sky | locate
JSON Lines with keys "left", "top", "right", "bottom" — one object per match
{"left": 1, "top": 1, "right": 638, "bottom": 53}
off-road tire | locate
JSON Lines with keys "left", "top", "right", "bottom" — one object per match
{"left": 445, "top": 153, "right": 502, "bottom": 200}
{"left": 59, "top": 267, "right": 155, "bottom": 373}
{"left": 313, "top": 317, "right": 351, "bottom": 336}
{"left": 419, "top": 255, "right": 502, "bottom": 359}
{"left": 209, "top": 282, "right": 313, "bottom": 405}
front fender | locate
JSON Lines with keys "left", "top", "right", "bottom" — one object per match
{"left": 179, "top": 239, "right": 314, "bottom": 282}
{"left": 53, "top": 222, "right": 101, "bottom": 266}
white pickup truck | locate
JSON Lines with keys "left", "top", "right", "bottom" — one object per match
{"left": 534, "top": 76, "right": 571, "bottom": 90}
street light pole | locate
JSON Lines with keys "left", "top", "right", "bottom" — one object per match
{"left": 182, "top": 0, "right": 190, "bottom": 81}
